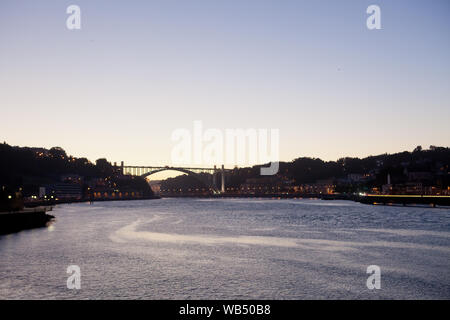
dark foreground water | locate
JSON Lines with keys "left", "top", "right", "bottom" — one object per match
{"left": 0, "top": 198, "right": 449, "bottom": 299}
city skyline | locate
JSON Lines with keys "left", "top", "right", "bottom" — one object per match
{"left": 1, "top": 0, "right": 449, "bottom": 166}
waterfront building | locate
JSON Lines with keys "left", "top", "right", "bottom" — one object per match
{"left": 43, "top": 183, "right": 82, "bottom": 200}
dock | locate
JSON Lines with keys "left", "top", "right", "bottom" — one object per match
{"left": 0, "top": 206, "right": 55, "bottom": 235}
{"left": 359, "top": 195, "right": 450, "bottom": 207}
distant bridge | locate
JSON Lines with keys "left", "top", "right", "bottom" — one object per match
{"left": 118, "top": 163, "right": 229, "bottom": 193}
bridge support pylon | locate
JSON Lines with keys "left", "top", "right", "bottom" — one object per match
{"left": 213, "top": 165, "right": 217, "bottom": 190}
{"left": 221, "top": 164, "right": 225, "bottom": 193}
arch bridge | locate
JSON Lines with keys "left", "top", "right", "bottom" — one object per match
{"left": 118, "top": 163, "right": 228, "bottom": 193}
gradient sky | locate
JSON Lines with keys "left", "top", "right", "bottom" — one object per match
{"left": 1, "top": 0, "right": 449, "bottom": 167}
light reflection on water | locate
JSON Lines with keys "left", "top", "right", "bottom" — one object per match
{"left": 0, "top": 198, "right": 449, "bottom": 299}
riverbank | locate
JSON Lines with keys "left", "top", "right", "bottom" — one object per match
{"left": 24, "top": 195, "right": 161, "bottom": 208}
{"left": 1, "top": 196, "right": 162, "bottom": 235}
{"left": 160, "top": 193, "right": 354, "bottom": 200}
{"left": 160, "top": 193, "right": 450, "bottom": 207}
{"left": 359, "top": 194, "right": 450, "bottom": 207}
{"left": 0, "top": 207, "right": 55, "bottom": 235}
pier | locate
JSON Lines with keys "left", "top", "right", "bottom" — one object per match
{"left": 0, "top": 206, "right": 55, "bottom": 235}
{"left": 359, "top": 195, "right": 450, "bottom": 207}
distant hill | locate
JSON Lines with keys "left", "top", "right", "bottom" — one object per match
{"left": 161, "top": 145, "right": 450, "bottom": 192}
{"left": 1, "top": 142, "right": 448, "bottom": 195}
{"left": 0, "top": 142, "right": 153, "bottom": 198}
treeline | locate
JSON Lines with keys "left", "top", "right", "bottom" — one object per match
{"left": 280, "top": 146, "right": 449, "bottom": 184}
{"left": 0, "top": 143, "right": 109, "bottom": 187}
{"left": 161, "top": 146, "right": 450, "bottom": 190}
{"left": 2, "top": 142, "right": 449, "bottom": 194}
{"left": 0, "top": 142, "right": 153, "bottom": 197}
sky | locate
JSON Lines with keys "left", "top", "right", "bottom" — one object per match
{"left": 1, "top": 0, "right": 449, "bottom": 167}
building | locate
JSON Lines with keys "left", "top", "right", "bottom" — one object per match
{"left": 43, "top": 183, "right": 82, "bottom": 200}
{"left": 381, "top": 173, "right": 392, "bottom": 194}
{"left": 347, "top": 174, "right": 365, "bottom": 183}
{"left": 408, "top": 171, "right": 433, "bottom": 182}
{"left": 148, "top": 181, "right": 161, "bottom": 195}
{"left": 60, "top": 174, "right": 83, "bottom": 184}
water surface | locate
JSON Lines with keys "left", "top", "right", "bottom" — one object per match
{"left": 0, "top": 198, "right": 449, "bottom": 299}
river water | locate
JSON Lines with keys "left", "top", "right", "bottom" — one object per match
{"left": 0, "top": 198, "right": 449, "bottom": 299}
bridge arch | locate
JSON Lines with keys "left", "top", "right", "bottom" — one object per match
{"left": 141, "top": 167, "right": 219, "bottom": 193}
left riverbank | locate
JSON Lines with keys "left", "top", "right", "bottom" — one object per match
{"left": 23, "top": 195, "right": 161, "bottom": 207}
{"left": 1, "top": 196, "right": 161, "bottom": 236}
{"left": 0, "top": 207, "right": 55, "bottom": 235}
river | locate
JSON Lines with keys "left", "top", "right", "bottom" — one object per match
{"left": 0, "top": 198, "right": 449, "bottom": 299}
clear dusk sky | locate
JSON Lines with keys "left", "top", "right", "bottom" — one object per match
{"left": 1, "top": 0, "right": 449, "bottom": 167}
